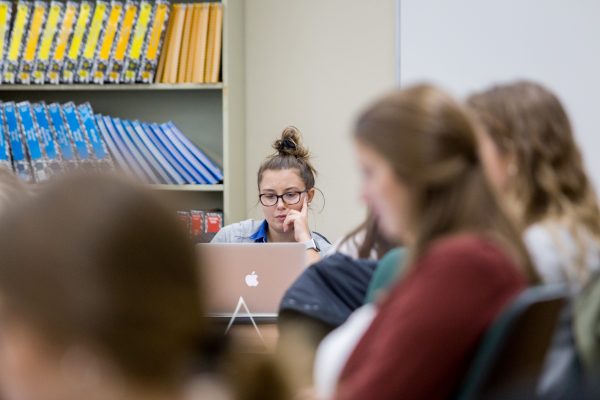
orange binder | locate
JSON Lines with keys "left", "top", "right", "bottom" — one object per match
{"left": 155, "top": 3, "right": 175, "bottom": 83}
{"left": 191, "top": 3, "right": 209, "bottom": 83}
{"left": 177, "top": 4, "right": 194, "bottom": 83}
{"left": 162, "top": 3, "right": 185, "bottom": 84}
{"left": 204, "top": 3, "right": 223, "bottom": 83}
{"left": 184, "top": 4, "right": 200, "bottom": 83}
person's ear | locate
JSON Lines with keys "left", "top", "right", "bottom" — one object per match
{"left": 307, "top": 188, "right": 316, "bottom": 204}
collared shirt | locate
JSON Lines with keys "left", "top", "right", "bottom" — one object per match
{"left": 211, "top": 219, "right": 331, "bottom": 252}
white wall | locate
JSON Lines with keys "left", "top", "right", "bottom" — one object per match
{"left": 244, "top": 0, "right": 397, "bottom": 241}
{"left": 400, "top": 0, "right": 600, "bottom": 186}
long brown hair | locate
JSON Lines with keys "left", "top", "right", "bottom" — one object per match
{"left": 467, "top": 80, "right": 600, "bottom": 284}
{"left": 355, "top": 84, "right": 537, "bottom": 282}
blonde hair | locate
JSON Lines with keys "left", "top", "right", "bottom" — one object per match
{"left": 468, "top": 81, "right": 600, "bottom": 284}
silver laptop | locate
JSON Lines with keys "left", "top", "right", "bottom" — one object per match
{"left": 197, "top": 243, "right": 306, "bottom": 321}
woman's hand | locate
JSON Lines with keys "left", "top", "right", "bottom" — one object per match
{"left": 282, "top": 195, "right": 312, "bottom": 243}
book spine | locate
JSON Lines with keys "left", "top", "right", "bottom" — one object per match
{"left": 47, "top": 1, "right": 78, "bottom": 84}
{"left": 62, "top": 1, "right": 93, "bottom": 83}
{"left": 122, "top": 0, "right": 153, "bottom": 83}
{"left": 47, "top": 102, "right": 77, "bottom": 166}
{"left": 33, "top": 1, "right": 63, "bottom": 84}
{"left": 4, "top": 1, "right": 32, "bottom": 84}
{"left": 18, "top": 1, "right": 47, "bottom": 84}
{"left": 77, "top": 0, "right": 109, "bottom": 83}
{"left": 92, "top": 0, "right": 124, "bottom": 84}
{"left": 0, "top": 102, "right": 12, "bottom": 171}
{"left": 108, "top": 0, "right": 138, "bottom": 83}
{"left": 3, "top": 102, "right": 34, "bottom": 182}
{"left": 0, "top": 1, "right": 12, "bottom": 84}
{"left": 138, "top": 0, "right": 170, "bottom": 83}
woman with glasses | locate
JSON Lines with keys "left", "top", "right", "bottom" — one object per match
{"left": 211, "top": 126, "right": 331, "bottom": 265}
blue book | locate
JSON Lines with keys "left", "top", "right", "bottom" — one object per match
{"left": 3, "top": 102, "right": 33, "bottom": 182}
{"left": 77, "top": 103, "right": 110, "bottom": 162}
{"left": 0, "top": 102, "right": 13, "bottom": 168}
{"left": 110, "top": 117, "right": 161, "bottom": 183}
{"left": 32, "top": 103, "right": 60, "bottom": 161}
{"left": 62, "top": 102, "right": 90, "bottom": 161}
{"left": 121, "top": 119, "right": 173, "bottom": 184}
{"left": 99, "top": 116, "right": 149, "bottom": 182}
{"left": 48, "top": 103, "right": 76, "bottom": 163}
{"left": 17, "top": 102, "right": 50, "bottom": 182}
{"left": 158, "top": 123, "right": 217, "bottom": 184}
{"left": 165, "top": 121, "right": 223, "bottom": 182}
{"left": 141, "top": 122, "right": 196, "bottom": 184}
{"left": 130, "top": 120, "right": 185, "bottom": 184}
{"left": 95, "top": 115, "right": 127, "bottom": 169}
{"left": 146, "top": 123, "right": 207, "bottom": 184}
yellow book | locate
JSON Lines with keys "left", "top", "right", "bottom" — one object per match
{"left": 191, "top": 3, "right": 210, "bottom": 84}
{"left": 122, "top": 0, "right": 153, "bottom": 83}
{"left": 204, "top": 3, "right": 223, "bottom": 83}
{"left": 177, "top": 4, "right": 194, "bottom": 83}
{"left": 108, "top": 0, "right": 138, "bottom": 83}
{"left": 33, "top": 1, "right": 63, "bottom": 84}
{"left": 48, "top": 1, "right": 77, "bottom": 84}
{"left": 77, "top": 0, "right": 108, "bottom": 83}
{"left": 4, "top": 1, "right": 32, "bottom": 84}
{"left": 163, "top": 3, "right": 186, "bottom": 84}
{"left": 18, "top": 1, "right": 47, "bottom": 84}
{"left": 139, "top": 0, "right": 170, "bottom": 83}
{"left": 93, "top": 1, "right": 124, "bottom": 84}
{"left": 0, "top": 1, "right": 13, "bottom": 81}
{"left": 62, "top": 1, "right": 93, "bottom": 83}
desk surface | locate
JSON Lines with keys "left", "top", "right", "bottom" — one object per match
{"left": 222, "top": 323, "right": 279, "bottom": 353}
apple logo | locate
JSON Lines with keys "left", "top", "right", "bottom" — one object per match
{"left": 245, "top": 271, "right": 259, "bottom": 287}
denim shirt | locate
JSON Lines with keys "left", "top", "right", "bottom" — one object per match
{"left": 210, "top": 219, "right": 331, "bottom": 252}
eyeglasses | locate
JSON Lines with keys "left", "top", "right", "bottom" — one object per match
{"left": 259, "top": 190, "right": 307, "bottom": 207}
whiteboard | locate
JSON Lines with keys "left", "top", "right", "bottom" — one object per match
{"left": 399, "top": 0, "right": 600, "bottom": 187}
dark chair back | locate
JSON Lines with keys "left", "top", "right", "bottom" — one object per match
{"left": 455, "top": 284, "right": 569, "bottom": 400}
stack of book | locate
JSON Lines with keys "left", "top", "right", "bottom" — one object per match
{"left": 0, "top": 101, "right": 113, "bottom": 182}
{"left": 0, "top": 100, "right": 223, "bottom": 185}
{"left": 155, "top": 2, "right": 222, "bottom": 84}
{"left": 97, "top": 111, "right": 223, "bottom": 185}
{"left": 0, "top": 0, "right": 221, "bottom": 85}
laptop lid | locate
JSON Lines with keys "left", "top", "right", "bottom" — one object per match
{"left": 198, "top": 243, "right": 306, "bottom": 319}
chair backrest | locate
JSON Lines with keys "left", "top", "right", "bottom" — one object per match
{"left": 454, "top": 284, "right": 569, "bottom": 400}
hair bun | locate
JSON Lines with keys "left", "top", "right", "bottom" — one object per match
{"left": 273, "top": 126, "right": 310, "bottom": 160}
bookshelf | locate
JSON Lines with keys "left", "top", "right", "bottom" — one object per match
{"left": 0, "top": 0, "right": 246, "bottom": 225}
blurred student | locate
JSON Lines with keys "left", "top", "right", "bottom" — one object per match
{"left": 0, "top": 174, "right": 288, "bottom": 400}
{"left": 277, "top": 213, "right": 397, "bottom": 392}
{"left": 212, "top": 126, "right": 330, "bottom": 264}
{"left": 468, "top": 80, "right": 600, "bottom": 399}
{"left": 315, "top": 84, "right": 536, "bottom": 400}
{"left": 468, "top": 81, "right": 600, "bottom": 289}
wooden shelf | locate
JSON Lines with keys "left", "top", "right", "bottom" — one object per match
{"left": 0, "top": 83, "right": 223, "bottom": 91}
{"left": 149, "top": 184, "right": 224, "bottom": 192}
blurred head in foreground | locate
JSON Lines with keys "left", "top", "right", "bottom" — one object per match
{"left": 0, "top": 174, "right": 204, "bottom": 400}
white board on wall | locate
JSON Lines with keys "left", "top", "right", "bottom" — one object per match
{"left": 399, "top": 0, "right": 600, "bottom": 187}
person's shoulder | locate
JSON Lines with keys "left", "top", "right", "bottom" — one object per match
{"left": 211, "top": 219, "right": 264, "bottom": 243}
{"left": 422, "top": 233, "right": 519, "bottom": 275}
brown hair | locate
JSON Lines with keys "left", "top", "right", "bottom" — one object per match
{"left": 338, "top": 211, "right": 397, "bottom": 259}
{"left": 355, "top": 84, "right": 537, "bottom": 282}
{"left": 468, "top": 81, "right": 600, "bottom": 283}
{"left": 257, "top": 126, "right": 317, "bottom": 190}
{"left": 0, "top": 174, "right": 204, "bottom": 388}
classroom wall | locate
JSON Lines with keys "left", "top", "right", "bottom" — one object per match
{"left": 244, "top": 0, "right": 398, "bottom": 242}
{"left": 400, "top": 0, "right": 600, "bottom": 187}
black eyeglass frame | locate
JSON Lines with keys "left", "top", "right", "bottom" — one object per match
{"left": 258, "top": 190, "right": 308, "bottom": 207}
